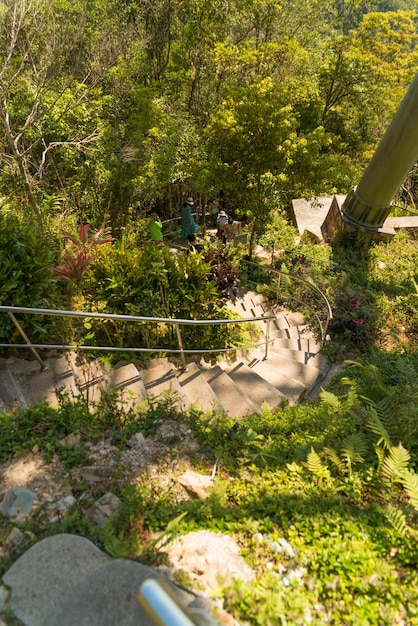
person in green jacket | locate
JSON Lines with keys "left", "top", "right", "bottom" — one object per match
{"left": 148, "top": 215, "right": 163, "bottom": 242}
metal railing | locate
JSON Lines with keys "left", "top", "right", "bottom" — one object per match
{"left": 242, "top": 260, "right": 333, "bottom": 344}
{"left": 0, "top": 304, "right": 275, "bottom": 371}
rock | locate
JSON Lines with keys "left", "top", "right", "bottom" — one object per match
{"left": 0, "top": 486, "right": 37, "bottom": 520}
{"left": 2, "top": 534, "right": 110, "bottom": 626}
{"left": 59, "top": 433, "right": 81, "bottom": 448}
{"left": 42, "top": 559, "right": 186, "bottom": 626}
{"left": 0, "top": 585, "right": 10, "bottom": 611}
{"left": 126, "top": 432, "right": 145, "bottom": 448}
{"left": 177, "top": 470, "right": 213, "bottom": 499}
{"left": 161, "top": 530, "right": 254, "bottom": 593}
{"left": 79, "top": 465, "right": 113, "bottom": 482}
{"left": 54, "top": 495, "right": 76, "bottom": 514}
{"left": 85, "top": 492, "right": 122, "bottom": 527}
{"left": 4, "top": 527, "right": 25, "bottom": 550}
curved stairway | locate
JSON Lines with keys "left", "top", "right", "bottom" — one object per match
{"left": 0, "top": 291, "right": 331, "bottom": 419}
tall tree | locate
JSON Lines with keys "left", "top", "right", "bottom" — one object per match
{"left": 0, "top": 0, "right": 131, "bottom": 229}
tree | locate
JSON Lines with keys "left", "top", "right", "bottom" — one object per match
{"left": 205, "top": 75, "right": 333, "bottom": 255}
{"left": 0, "top": 0, "right": 133, "bottom": 229}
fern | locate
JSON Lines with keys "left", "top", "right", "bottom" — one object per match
{"left": 345, "top": 385, "right": 360, "bottom": 411}
{"left": 306, "top": 447, "right": 331, "bottom": 481}
{"left": 396, "top": 359, "right": 418, "bottom": 390}
{"left": 384, "top": 504, "right": 408, "bottom": 536}
{"left": 381, "top": 444, "right": 411, "bottom": 483}
{"left": 318, "top": 389, "right": 341, "bottom": 411}
{"left": 324, "top": 447, "right": 344, "bottom": 474}
{"left": 374, "top": 397, "right": 395, "bottom": 428}
{"left": 401, "top": 470, "right": 418, "bottom": 512}
{"left": 364, "top": 405, "right": 393, "bottom": 450}
{"left": 341, "top": 433, "right": 368, "bottom": 465}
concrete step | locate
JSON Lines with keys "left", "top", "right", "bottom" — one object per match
{"left": 249, "top": 360, "right": 307, "bottom": 406}
{"left": 260, "top": 346, "right": 328, "bottom": 372}
{"left": 178, "top": 362, "right": 223, "bottom": 413}
{"left": 30, "top": 367, "right": 59, "bottom": 406}
{"left": 50, "top": 356, "right": 80, "bottom": 400}
{"left": 270, "top": 325, "right": 311, "bottom": 340}
{"left": 65, "top": 353, "right": 106, "bottom": 405}
{"left": 140, "top": 358, "right": 188, "bottom": 410}
{"left": 254, "top": 353, "right": 323, "bottom": 391}
{"left": 203, "top": 366, "right": 259, "bottom": 418}
{"left": 104, "top": 362, "right": 147, "bottom": 410}
{"left": 225, "top": 361, "right": 284, "bottom": 411}
{"left": 269, "top": 336, "right": 322, "bottom": 354}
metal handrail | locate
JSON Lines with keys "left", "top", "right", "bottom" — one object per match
{"left": 0, "top": 305, "right": 275, "bottom": 371}
{"left": 243, "top": 260, "right": 333, "bottom": 345}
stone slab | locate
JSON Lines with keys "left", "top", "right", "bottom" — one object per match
{"left": 140, "top": 359, "right": 187, "bottom": 409}
{"left": 291, "top": 196, "right": 346, "bottom": 241}
{"left": 51, "top": 356, "right": 80, "bottom": 399}
{"left": 226, "top": 361, "right": 284, "bottom": 410}
{"left": 105, "top": 363, "right": 147, "bottom": 409}
{"left": 204, "top": 366, "right": 259, "bottom": 418}
{"left": 250, "top": 360, "right": 306, "bottom": 405}
{"left": 178, "top": 362, "right": 222, "bottom": 412}
{"left": 43, "top": 560, "right": 185, "bottom": 626}
{"left": 2, "top": 534, "right": 110, "bottom": 626}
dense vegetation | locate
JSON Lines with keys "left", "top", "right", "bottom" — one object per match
{"left": 1, "top": 0, "right": 418, "bottom": 624}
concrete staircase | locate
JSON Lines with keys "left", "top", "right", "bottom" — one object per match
{"left": 0, "top": 292, "right": 331, "bottom": 419}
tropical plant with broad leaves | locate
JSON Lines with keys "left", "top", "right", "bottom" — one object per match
{"left": 55, "top": 223, "right": 114, "bottom": 301}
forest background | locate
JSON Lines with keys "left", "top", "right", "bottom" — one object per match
{"left": 1, "top": 0, "right": 418, "bottom": 233}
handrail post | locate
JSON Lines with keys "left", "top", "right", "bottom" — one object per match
{"left": 174, "top": 322, "right": 187, "bottom": 370}
{"left": 264, "top": 317, "right": 271, "bottom": 360}
{"left": 7, "top": 311, "right": 49, "bottom": 371}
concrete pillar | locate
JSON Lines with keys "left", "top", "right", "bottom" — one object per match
{"left": 342, "top": 70, "right": 418, "bottom": 229}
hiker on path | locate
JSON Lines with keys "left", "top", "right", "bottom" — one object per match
{"left": 216, "top": 210, "right": 228, "bottom": 242}
{"left": 181, "top": 197, "right": 198, "bottom": 239}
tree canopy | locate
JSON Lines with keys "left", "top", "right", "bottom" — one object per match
{"left": 0, "top": 0, "right": 417, "bottom": 232}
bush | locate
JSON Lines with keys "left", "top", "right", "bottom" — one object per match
{"left": 0, "top": 212, "right": 61, "bottom": 345}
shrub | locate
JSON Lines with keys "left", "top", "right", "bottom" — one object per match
{"left": 0, "top": 212, "right": 60, "bottom": 346}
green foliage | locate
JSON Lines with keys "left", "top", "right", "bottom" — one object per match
{"left": 0, "top": 211, "right": 60, "bottom": 344}
{"left": 2, "top": 351, "right": 418, "bottom": 624}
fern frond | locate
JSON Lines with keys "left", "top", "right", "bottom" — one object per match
{"left": 318, "top": 390, "right": 341, "bottom": 411}
{"left": 375, "top": 445, "right": 385, "bottom": 472}
{"left": 306, "top": 447, "right": 331, "bottom": 480}
{"left": 374, "top": 397, "right": 395, "bottom": 427}
{"left": 365, "top": 406, "right": 393, "bottom": 450}
{"left": 345, "top": 385, "right": 359, "bottom": 410}
{"left": 341, "top": 433, "right": 368, "bottom": 464}
{"left": 396, "top": 360, "right": 418, "bottom": 389}
{"left": 381, "top": 444, "right": 411, "bottom": 483}
{"left": 324, "top": 447, "right": 344, "bottom": 474}
{"left": 401, "top": 470, "right": 418, "bottom": 512}
{"left": 384, "top": 504, "right": 408, "bottom": 536}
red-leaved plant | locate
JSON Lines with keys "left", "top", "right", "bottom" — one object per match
{"left": 55, "top": 223, "right": 114, "bottom": 301}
